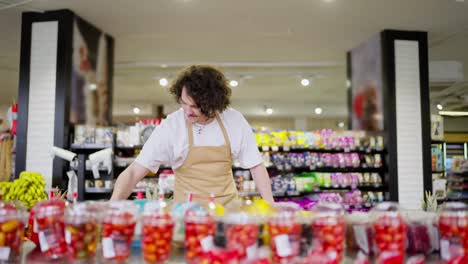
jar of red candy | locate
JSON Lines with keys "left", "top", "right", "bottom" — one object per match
{"left": 371, "top": 202, "right": 407, "bottom": 264}
{"left": 268, "top": 211, "right": 302, "bottom": 264}
{"left": 0, "top": 201, "right": 27, "bottom": 263}
{"left": 184, "top": 208, "right": 216, "bottom": 264}
{"left": 64, "top": 202, "right": 100, "bottom": 261}
{"left": 309, "top": 203, "right": 345, "bottom": 264}
{"left": 32, "top": 199, "right": 67, "bottom": 259}
{"left": 224, "top": 212, "right": 260, "bottom": 261}
{"left": 405, "top": 211, "right": 437, "bottom": 255}
{"left": 101, "top": 201, "right": 138, "bottom": 262}
{"left": 438, "top": 202, "right": 468, "bottom": 262}
{"left": 141, "top": 201, "right": 174, "bottom": 264}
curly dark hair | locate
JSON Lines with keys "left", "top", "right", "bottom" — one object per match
{"left": 169, "top": 65, "right": 232, "bottom": 118}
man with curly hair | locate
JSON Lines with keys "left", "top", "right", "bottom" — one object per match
{"left": 111, "top": 65, "right": 274, "bottom": 206}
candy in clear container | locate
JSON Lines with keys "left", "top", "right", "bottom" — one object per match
{"left": 101, "top": 200, "right": 138, "bottom": 262}
{"left": 33, "top": 199, "right": 67, "bottom": 259}
{"left": 64, "top": 201, "right": 100, "bottom": 262}
{"left": 224, "top": 212, "right": 260, "bottom": 261}
{"left": 268, "top": 211, "right": 302, "bottom": 263}
{"left": 184, "top": 206, "right": 216, "bottom": 263}
{"left": 371, "top": 202, "right": 407, "bottom": 264}
{"left": 308, "top": 203, "right": 345, "bottom": 264}
{"left": 141, "top": 198, "right": 174, "bottom": 264}
{"left": 0, "top": 201, "right": 28, "bottom": 263}
{"left": 438, "top": 202, "right": 468, "bottom": 262}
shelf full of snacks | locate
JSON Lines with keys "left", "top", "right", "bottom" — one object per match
{"left": 235, "top": 129, "right": 388, "bottom": 211}
{"left": 445, "top": 158, "right": 468, "bottom": 202}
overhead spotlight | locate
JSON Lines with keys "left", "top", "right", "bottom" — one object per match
{"left": 229, "top": 80, "right": 239, "bottom": 87}
{"left": 301, "top": 78, "right": 310, "bottom": 86}
{"left": 439, "top": 111, "right": 468, "bottom": 116}
{"left": 265, "top": 107, "right": 274, "bottom": 115}
{"left": 88, "top": 83, "right": 97, "bottom": 91}
{"left": 133, "top": 107, "right": 140, "bottom": 115}
{"left": 323, "top": 0, "right": 335, "bottom": 2}
{"left": 436, "top": 104, "right": 443, "bottom": 110}
{"left": 338, "top": 122, "right": 345, "bottom": 128}
{"left": 159, "top": 78, "right": 168, "bottom": 87}
{"left": 315, "top": 107, "right": 322, "bottom": 115}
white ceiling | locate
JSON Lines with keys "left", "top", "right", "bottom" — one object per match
{"left": 0, "top": 0, "right": 467, "bottom": 118}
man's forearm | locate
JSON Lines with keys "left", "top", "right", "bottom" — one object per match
{"left": 111, "top": 164, "right": 146, "bottom": 200}
{"left": 250, "top": 163, "right": 274, "bottom": 203}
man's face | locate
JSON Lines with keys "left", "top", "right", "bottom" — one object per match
{"left": 181, "top": 87, "right": 205, "bottom": 123}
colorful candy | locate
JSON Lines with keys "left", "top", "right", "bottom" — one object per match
{"left": 33, "top": 199, "right": 67, "bottom": 259}
{"left": 438, "top": 202, "right": 468, "bottom": 261}
{"left": 184, "top": 211, "right": 216, "bottom": 263}
{"left": 268, "top": 212, "right": 302, "bottom": 263}
{"left": 141, "top": 213, "right": 174, "bottom": 263}
{"left": 0, "top": 202, "right": 27, "bottom": 263}
{"left": 225, "top": 213, "right": 259, "bottom": 260}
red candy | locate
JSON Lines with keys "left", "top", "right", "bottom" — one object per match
{"left": 65, "top": 222, "right": 99, "bottom": 260}
{"left": 225, "top": 223, "right": 259, "bottom": 260}
{"left": 184, "top": 214, "right": 216, "bottom": 264}
{"left": 198, "top": 248, "right": 240, "bottom": 264}
{"left": 438, "top": 214, "right": 468, "bottom": 260}
{"left": 141, "top": 213, "right": 174, "bottom": 264}
{"left": 310, "top": 216, "right": 345, "bottom": 264}
{"left": 102, "top": 212, "right": 137, "bottom": 262}
{"left": 0, "top": 219, "right": 25, "bottom": 262}
{"left": 33, "top": 200, "right": 67, "bottom": 259}
{"left": 268, "top": 221, "right": 301, "bottom": 263}
{"left": 373, "top": 215, "right": 407, "bottom": 263}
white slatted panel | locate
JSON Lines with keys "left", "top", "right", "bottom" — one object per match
{"left": 394, "top": 40, "right": 424, "bottom": 210}
{"left": 25, "top": 21, "right": 58, "bottom": 189}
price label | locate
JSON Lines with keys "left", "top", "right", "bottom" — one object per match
{"left": 200, "top": 236, "right": 214, "bottom": 252}
{"left": 274, "top": 234, "right": 292, "bottom": 257}
{"left": 65, "top": 230, "right": 71, "bottom": 244}
{"left": 38, "top": 232, "right": 49, "bottom": 252}
{"left": 0, "top": 247, "right": 10, "bottom": 260}
{"left": 102, "top": 237, "right": 116, "bottom": 259}
{"left": 353, "top": 225, "right": 369, "bottom": 254}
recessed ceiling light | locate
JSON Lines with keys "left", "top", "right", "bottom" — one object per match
{"left": 439, "top": 110, "right": 468, "bottom": 116}
{"left": 338, "top": 122, "right": 345, "bottom": 128}
{"left": 436, "top": 104, "right": 443, "bottom": 110}
{"left": 323, "top": 0, "right": 335, "bottom": 2}
{"left": 315, "top": 107, "right": 322, "bottom": 115}
{"left": 159, "top": 78, "right": 168, "bottom": 87}
{"left": 301, "top": 78, "right": 310, "bottom": 86}
{"left": 266, "top": 107, "right": 274, "bottom": 115}
{"left": 229, "top": 80, "right": 239, "bottom": 87}
{"left": 160, "top": 64, "right": 168, "bottom": 68}
{"left": 133, "top": 107, "right": 140, "bottom": 114}
{"left": 88, "top": 83, "right": 97, "bottom": 91}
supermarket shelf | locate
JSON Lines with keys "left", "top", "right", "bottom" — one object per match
{"left": 431, "top": 170, "right": 445, "bottom": 174}
{"left": 71, "top": 144, "right": 113, "bottom": 150}
{"left": 238, "top": 185, "right": 387, "bottom": 198}
{"left": 258, "top": 146, "right": 385, "bottom": 154}
{"left": 431, "top": 140, "right": 445, "bottom": 144}
{"left": 85, "top": 187, "right": 113, "bottom": 193}
{"left": 115, "top": 145, "right": 143, "bottom": 150}
{"left": 279, "top": 166, "right": 385, "bottom": 173}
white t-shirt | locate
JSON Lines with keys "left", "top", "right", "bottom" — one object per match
{"left": 135, "top": 108, "right": 262, "bottom": 173}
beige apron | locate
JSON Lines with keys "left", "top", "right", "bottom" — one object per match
{"left": 174, "top": 114, "right": 238, "bottom": 208}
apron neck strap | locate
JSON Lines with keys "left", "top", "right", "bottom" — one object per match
{"left": 186, "top": 112, "right": 231, "bottom": 147}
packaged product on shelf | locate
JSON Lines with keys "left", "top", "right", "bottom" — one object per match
{"left": 438, "top": 202, "right": 468, "bottom": 262}
{"left": 0, "top": 201, "right": 27, "bottom": 263}
{"left": 308, "top": 203, "right": 346, "bottom": 263}
{"left": 74, "top": 125, "right": 95, "bottom": 145}
{"left": 374, "top": 154, "right": 383, "bottom": 168}
{"left": 64, "top": 202, "right": 100, "bottom": 261}
{"left": 345, "top": 190, "right": 364, "bottom": 208}
{"left": 95, "top": 127, "right": 114, "bottom": 145}
{"left": 371, "top": 202, "right": 407, "bottom": 262}
{"left": 271, "top": 176, "right": 287, "bottom": 193}
{"left": 33, "top": 199, "right": 67, "bottom": 259}
{"left": 101, "top": 201, "right": 138, "bottom": 262}
{"left": 296, "top": 131, "right": 306, "bottom": 148}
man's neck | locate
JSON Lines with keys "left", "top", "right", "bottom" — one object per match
{"left": 196, "top": 116, "right": 214, "bottom": 125}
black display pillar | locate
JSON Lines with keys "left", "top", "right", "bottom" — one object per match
{"left": 16, "top": 9, "right": 114, "bottom": 190}
{"left": 347, "top": 30, "right": 431, "bottom": 209}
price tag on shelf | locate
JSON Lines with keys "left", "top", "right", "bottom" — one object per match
{"left": 271, "top": 146, "right": 279, "bottom": 152}
{"left": 283, "top": 146, "right": 290, "bottom": 151}
{"left": 261, "top": 146, "right": 269, "bottom": 152}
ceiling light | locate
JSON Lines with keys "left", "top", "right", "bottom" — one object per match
{"left": 439, "top": 111, "right": 468, "bottom": 116}
{"left": 159, "top": 78, "right": 168, "bottom": 87}
{"left": 323, "top": 0, "right": 335, "bottom": 2}
{"left": 160, "top": 64, "right": 168, "bottom": 68}
{"left": 315, "top": 107, "right": 322, "bottom": 115}
{"left": 133, "top": 107, "right": 140, "bottom": 115}
{"left": 229, "top": 80, "right": 239, "bottom": 87}
{"left": 88, "top": 83, "right": 97, "bottom": 91}
{"left": 266, "top": 107, "right": 274, "bottom": 115}
{"left": 436, "top": 104, "right": 443, "bottom": 110}
{"left": 301, "top": 78, "right": 310, "bottom": 86}
{"left": 338, "top": 122, "right": 345, "bottom": 128}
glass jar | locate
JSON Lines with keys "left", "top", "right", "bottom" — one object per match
{"left": 0, "top": 201, "right": 28, "bottom": 263}
{"left": 438, "top": 202, "right": 468, "bottom": 261}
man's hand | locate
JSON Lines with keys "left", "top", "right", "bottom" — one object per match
{"left": 249, "top": 163, "right": 274, "bottom": 203}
